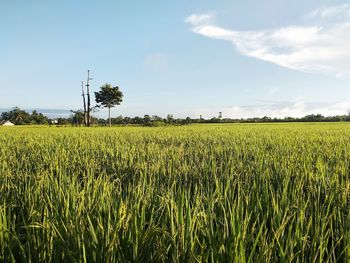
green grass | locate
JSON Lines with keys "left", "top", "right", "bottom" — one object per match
{"left": 0, "top": 123, "right": 349, "bottom": 262}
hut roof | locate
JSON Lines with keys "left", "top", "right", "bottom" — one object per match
{"left": 2, "top": 121, "right": 15, "bottom": 126}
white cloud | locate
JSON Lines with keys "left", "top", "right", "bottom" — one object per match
{"left": 193, "top": 100, "right": 350, "bottom": 119}
{"left": 186, "top": 6, "right": 350, "bottom": 77}
{"left": 185, "top": 14, "right": 214, "bottom": 26}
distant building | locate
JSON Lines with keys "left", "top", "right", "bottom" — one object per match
{"left": 2, "top": 121, "right": 14, "bottom": 126}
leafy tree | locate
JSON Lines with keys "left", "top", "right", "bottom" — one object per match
{"left": 184, "top": 117, "right": 192, "bottom": 124}
{"left": 152, "top": 115, "right": 163, "bottom": 122}
{"left": 143, "top": 115, "right": 151, "bottom": 126}
{"left": 70, "top": 110, "right": 85, "bottom": 125}
{"left": 57, "top": 118, "right": 71, "bottom": 125}
{"left": 111, "top": 115, "right": 124, "bottom": 125}
{"left": 31, "top": 110, "right": 49, "bottom": 125}
{"left": 166, "top": 114, "right": 174, "bottom": 124}
{"left": 94, "top": 84, "right": 123, "bottom": 126}
{"left": 1, "top": 107, "right": 31, "bottom": 125}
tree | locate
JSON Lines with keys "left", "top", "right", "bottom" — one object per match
{"left": 81, "top": 81, "right": 87, "bottom": 126}
{"left": 94, "top": 84, "right": 123, "bottom": 126}
{"left": 143, "top": 115, "right": 151, "bottom": 126}
{"left": 31, "top": 110, "right": 49, "bottom": 125}
{"left": 167, "top": 114, "right": 174, "bottom": 124}
{"left": 70, "top": 110, "right": 85, "bottom": 125}
{"left": 1, "top": 107, "right": 31, "bottom": 125}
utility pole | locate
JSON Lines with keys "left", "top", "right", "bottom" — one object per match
{"left": 86, "top": 70, "right": 92, "bottom": 127}
{"left": 81, "top": 81, "right": 87, "bottom": 126}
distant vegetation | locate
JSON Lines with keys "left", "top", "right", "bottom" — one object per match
{"left": 0, "top": 107, "right": 49, "bottom": 125}
{"left": 1, "top": 107, "right": 350, "bottom": 126}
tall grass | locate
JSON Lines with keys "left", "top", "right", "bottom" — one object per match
{"left": 0, "top": 123, "right": 349, "bottom": 262}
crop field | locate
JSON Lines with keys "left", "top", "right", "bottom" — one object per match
{"left": 0, "top": 123, "right": 350, "bottom": 262}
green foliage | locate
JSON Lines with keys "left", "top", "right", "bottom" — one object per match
{"left": 94, "top": 84, "right": 123, "bottom": 109}
{"left": 94, "top": 84, "right": 123, "bottom": 126}
{"left": 1, "top": 107, "right": 49, "bottom": 125}
{"left": 70, "top": 110, "right": 85, "bottom": 125}
{"left": 0, "top": 124, "right": 349, "bottom": 262}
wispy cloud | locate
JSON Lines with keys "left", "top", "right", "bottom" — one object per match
{"left": 186, "top": 5, "right": 350, "bottom": 77}
{"left": 193, "top": 100, "right": 350, "bottom": 119}
{"left": 309, "top": 4, "right": 350, "bottom": 19}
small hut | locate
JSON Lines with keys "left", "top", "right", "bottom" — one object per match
{"left": 2, "top": 121, "right": 15, "bottom": 126}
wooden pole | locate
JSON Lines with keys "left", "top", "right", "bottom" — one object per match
{"left": 86, "top": 70, "right": 91, "bottom": 127}
{"left": 108, "top": 107, "right": 111, "bottom": 127}
{"left": 81, "top": 81, "right": 87, "bottom": 126}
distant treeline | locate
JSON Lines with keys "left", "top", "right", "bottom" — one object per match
{"left": 1, "top": 107, "right": 350, "bottom": 126}
{"left": 1, "top": 107, "right": 49, "bottom": 125}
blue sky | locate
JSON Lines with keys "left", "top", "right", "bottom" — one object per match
{"left": 1, "top": 0, "right": 350, "bottom": 118}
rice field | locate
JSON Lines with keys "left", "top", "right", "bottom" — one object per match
{"left": 0, "top": 123, "right": 349, "bottom": 262}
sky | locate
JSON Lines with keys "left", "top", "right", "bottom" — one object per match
{"left": 1, "top": 0, "right": 350, "bottom": 119}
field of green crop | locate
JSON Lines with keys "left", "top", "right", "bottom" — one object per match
{"left": 0, "top": 123, "right": 349, "bottom": 262}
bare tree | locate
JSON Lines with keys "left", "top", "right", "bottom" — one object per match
{"left": 86, "top": 70, "right": 93, "bottom": 127}
{"left": 81, "top": 81, "right": 87, "bottom": 126}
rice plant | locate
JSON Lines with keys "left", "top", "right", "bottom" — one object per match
{"left": 0, "top": 123, "right": 349, "bottom": 262}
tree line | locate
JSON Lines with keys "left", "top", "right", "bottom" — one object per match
{"left": 0, "top": 107, "right": 49, "bottom": 125}
{"left": 1, "top": 107, "right": 350, "bottom": 126}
